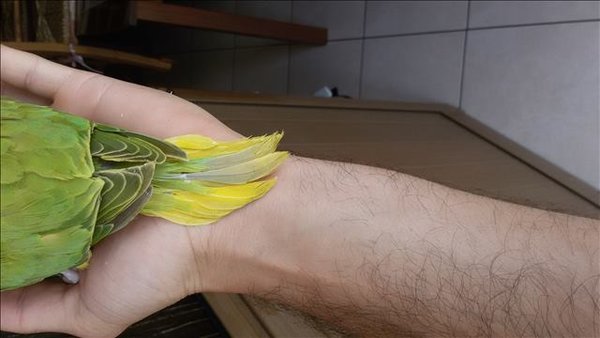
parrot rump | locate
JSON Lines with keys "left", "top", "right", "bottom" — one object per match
{"left": 0, "top": 98, "right": 287, "bottom": 291}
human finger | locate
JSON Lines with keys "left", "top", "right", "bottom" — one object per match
{"left": 0, "top": 81, "right": 51, "bottom": 105}
{"left": 0, "top": 45, "right": 74, "bottom": 100}
{"left": 0, "top": 45, "right": 238, "bottom": 140}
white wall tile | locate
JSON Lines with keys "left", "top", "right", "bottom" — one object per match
{"left": 235, "top": 0, "right": 292, "bottom": 47}
{"left": 186, "top": 0, "right": 237, "bottom": 50}
{"left": 365, "top": 1, "right": 468, "bottom": 37}
{"left": 234, "top": 46, "right": 289, "bottom": 94}
{"left": 147, "top": 25, "right": 192, "bottom": 55}
{"left": 289, "top": 40, "right": 362, "bottom": 97}
{"left": 182, "top": 0, "right": 235, "bottom": 12}
{"left": 163, "top": 53, "right": 196, "bottom": 87}
{"left": 293, "top": 1, "right": 365, "bottom": 40}
{"left": 144, "top": 1, "right": 236, "bottom": 52}
{"left": 190, "top": 31, "right": 235, "bottom": 51}
{"left": 361, "top": 32, "right": 464, "bottom": 105}
{"left": 235, "top": 0, "right": 291, "bottom": 19}
{"left": 469, "top": 1, "right": 600, "bottom": 28}
{"left": 462, "top": 22, "right": 600, "bottom": 189}
{"left": 186, "top": 50, "right": 234, "bottom": 91}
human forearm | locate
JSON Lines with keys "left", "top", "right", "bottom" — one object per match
{"left": 190, "top": 156, "right": 599, "bottom": 337}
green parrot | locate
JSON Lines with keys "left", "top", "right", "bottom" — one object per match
{"left": 0, "top": 97, "right": 287, "bottom": 291}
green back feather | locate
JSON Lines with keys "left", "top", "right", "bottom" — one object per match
{"left": 0, "top": 99, "right": 104, "bottom": 290}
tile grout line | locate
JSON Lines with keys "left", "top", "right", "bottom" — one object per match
{"left": 286, "top": 44, "right": 292, "bottom": 95}
{"left": 165, "top": 17, "right": 599, "bottom": 56}
{"left": 458, "top": 0, "right": 471, "bottom": 109}
{"left": 231, "top": 48, "right": 237, "bottom": 92}
{"left": 286, "top": 2, "right": 294, "bottom": 95}
{"left": 233, "top": 0, "right": 239, "bottom": 49}
{"left": 231, "top": 0, "right": 239, "bottom": 91}
{"left": 357, "top": 0, "right": 368, "bottom": 99}
{"left": 469, "top": 17, "right": 600, "bottom": 31}
{"left": 364, "top": 28, "right": 466, "bottom": 41}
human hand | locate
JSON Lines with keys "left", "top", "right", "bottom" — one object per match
{"left": 0, "top": 45, "right": 241, "bottom": 337}
{"left": 4, "top": 44, "right": 596, "bottom": 338}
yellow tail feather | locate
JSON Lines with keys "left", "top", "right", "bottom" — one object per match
{"left": 166, "top": 132, "right": 283, "bottom": 159}
{"left": 142, "top": 133, "right": 287, "bottom": 225}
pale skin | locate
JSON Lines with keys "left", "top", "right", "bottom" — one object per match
{"left": 0, "top": 45, "right": 598, "bottom": 337}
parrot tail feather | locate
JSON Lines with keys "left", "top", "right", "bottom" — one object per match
{"left": 141, "top": 132, "right": 287, "bottom": 225}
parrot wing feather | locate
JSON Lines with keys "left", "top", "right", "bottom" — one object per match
{"left": 93, "top": 129, "right": 166, "bottom": 163}
{"left": 95, "top": 162, "right": 155, "bottom": 226}
{"left": 95, "top": 124, "right": 186, "bottom": 160}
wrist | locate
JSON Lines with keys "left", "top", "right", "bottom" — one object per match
{"left": 184, "top": 155, "right": 311, "bottom": 294}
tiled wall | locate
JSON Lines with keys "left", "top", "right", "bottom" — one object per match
{"left": 145, "top": 1, "right": 600, "bottom": 191}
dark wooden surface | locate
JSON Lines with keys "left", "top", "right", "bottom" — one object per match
{"left": 0, "top": 294, "right": 229, "bottom": 338}
{"left": 191, "top": 100, "right": 598, "bottom": 219}
{"left": 135, "top": 1, "right": 327, "bottom": 44}
{"left": 175, "top": 89, "right": 598, "bottom": 211}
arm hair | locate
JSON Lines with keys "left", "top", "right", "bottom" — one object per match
{"left": 197, "top": 157, "right": 600, "bottom": 337}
